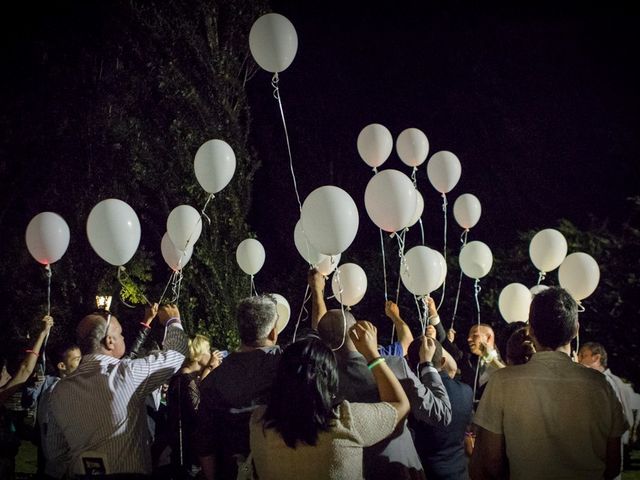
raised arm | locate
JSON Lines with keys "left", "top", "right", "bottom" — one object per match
{"left": 349, "top": 320, "right": 409, "bottom": 425}
{"left": 384, "top": 301, "right": 414, "bottom": 356}
{"left": 0, "top": 315, "right": 54, "bottom": 405}
{"left": 308, "top": 268, "right": 327, "bottom": 330}
{"left": 427, "top": 297, "right": 447, "bottom": 343}
{"left": 127, "top": 303, "right": 159, "bottom": 359}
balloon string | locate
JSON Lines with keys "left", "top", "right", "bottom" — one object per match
{"left": 410, "top": 167, "right": 418, "bottom": 187}
{"left": 418, "top": 218, "right": 425, "bottom": 245}
{"left": 117, "top": 266, "right": 152, "bottom": 307}
{"left": 472, "top": 354, "right": 481, "bottom": 405}
{"left": 331, "top": 269, "right": 347, "bottom": 352}
{"left": 474, "top": 279, "right": 482, "bottom": 325}
{"left": 42, "top": 264, "right": 52, "bottom": 371}
{"left": 441, "top": 193, "right": 448, "bottom": 265}
{"left": 200, "top": 193, "right": 215, "bottom": 225}
{"left": 537, "top": 271, "right": 546, "bottom": 286}
{"left": 170, "top": 270, "right": 184, "bottom": 304}
{"left": 272, "top": 72, "right": 303, "bottom": 212}
{"left": 394, "top": 229, "right": 407, "bottom": 303}
{"left": 250, "top": 275, "right": 256, "bottom": 297}
{"left": 380, "top": 229, "right": 389, "bottom": 301}
{"left": 413, "top": 295, "right": 424, "bottom": 333}
{"left": 372, "top": 167, "right": 378, "bottom": 174}
{"left": 292, "top": 284, "right": 311, "bottom": 343}
{"left": 450, "top": 230, "right": 469, "bottom": 330}
{"left": 158, "top": 270, "right": 176, "bottom": 306}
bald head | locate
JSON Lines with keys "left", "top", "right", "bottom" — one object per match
{"left": 467, "top": 323, "right": 495, "bottom": 356}
{"left": 317, "top": 309, "right": 356, "bottom": 351}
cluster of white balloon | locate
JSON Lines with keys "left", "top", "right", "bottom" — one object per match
{"left": 497, "top": 228, "right": 601, "bottom": 323}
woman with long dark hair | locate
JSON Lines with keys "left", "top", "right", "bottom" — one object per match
{"left": 249, "top": 320, "right": 409, "bottom": 479}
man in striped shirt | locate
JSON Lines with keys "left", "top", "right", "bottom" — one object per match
{"left": 46, "top": 304, "right": 188, "bottom": 478}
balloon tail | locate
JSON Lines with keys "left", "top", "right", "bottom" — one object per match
{"left": 418, "top": 218, "right": 425, "bottom": 246}
{"left": 441, "top": 193, "right": 448, "bottom": 265}
{"left": 474, "top": 278, "right": 482, "bottom": 325}
{"left": 379, "top": 229, "right": 389, "bottom": 301}
{"left": 272, "top": 72, "right": 302, "bottom": 212}
{"left": 292, "top": 284, "right": 312, "bottom": 343}
{"left": 200, "top": 193, "right": 215, "bottom": 224}
{"left": 537, "top": 271, "right": 546, "bottom": 286}
{"left": 394, "top": 229, "right": 407, "bottom": 303}
{"left": 450, "top": 230, "right": 469, "bottom": 330}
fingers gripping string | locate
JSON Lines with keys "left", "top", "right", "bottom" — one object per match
{"left": 292, "top": 284, "right": 311, "bottom": 343}
{"left": 450, "top": 229, "right": 469, "bottom": 331}
{"left": 474, "top": 279, "right": 482, "bottom": 325}
{"left": 272, "top": 72, "right": 302, "bottom": 212}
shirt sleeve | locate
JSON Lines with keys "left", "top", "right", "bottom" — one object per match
{"left": 399, "top": 359, "right": 452, "bottom": 427}
{"left": 346, "top": 401, "right": 398, "bottom": 447}
{"left": 472, "top": 373, "right": 504, "bottom": 434}
{"left": 377, "top": 341, "right": 404, "bottom": 357}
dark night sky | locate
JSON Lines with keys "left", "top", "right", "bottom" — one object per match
{"left": 246, "top": 2, "right": 640, "bottom": 296}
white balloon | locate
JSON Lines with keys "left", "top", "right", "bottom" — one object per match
{"left": 529, "top": 284, "right": 550, "bottom": 295}
{"left": 459, "top": 241, "right": 493, "bottom": 279}
{"left": 364, "top": 169, "right": 417, "bottom": 232}
{"left": 87, "top": 199, "right": 141, "bottom": 266}
{"left": 271, "top": 293, "right": 291, "bottom": 334}
{"left": 396, "top": 128, "right": 429, "bottom": 168}
{"left": 25, "top": 212, "right": 70, "bottom": 265}
{"left": 161, "top": 232, "right": 193, "bottom": 271}
{"left": 236, "top": 238, "right": 266, "bottom": 276}
{"left": 529, "top": 229, "right": 568, "bottom": 273}
{"left": 294, "top": 220, "right": 324, "bottom": 265}
{"left": 194, "top": 139, "right": 236, "bottom": 194}
{"left": 331, "top": 263, "right": 367, "bottom": 307}
{"left": 427, "top": 150, "right": 462, "bottom": 193}
{"left": 249, "top": 13, "right": 298, "bottom": 73}
{"left": 433, "top": 249, "right": 448, "bottom": 288}
{"left": 498, "top": 283, "right": 533, "bottom": 323}
{"left": 400, "top": 246, "right": 443, "bottom": 296}
{"left": 167, "top": 205, "right": 202, "bottom": 252}
{"left": 407, "top": 190, "right": 424, "bottom": 227}
{"left": 558, "top": 252, "right": 600, "bottom": 301}
{"left": 316, "top": 254, "right": 341, "bottom": 276}
{"left": 453, "top": 193, "right": 481, "bottom": 230}
{"left": 357, "top": 123, "right": 393, "bottom": 169}
{"left": 301, "top": 186, "right": 359, "bottom": 256}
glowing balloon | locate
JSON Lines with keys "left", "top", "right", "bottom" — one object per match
{"left": 271, "top": 293, "right": 291, "bottom": 334}
{"left": 249, "top": 13, "right": 298, "bottom": 73}
{"left": 433, "top": 249, "right": 448, "bottom": 287}
{"left": 331, "top": 263, "right": 367, "bottom": 307}
{"left": 161, "top": 232, "right": 193, "bottom": 271}
{"left": 357, "top": 123, "right": 393, "bottom": 169}
{"left": 498, "top": 283, "right": 533, "bottom": 323}
{"left": 236, "top": 238, "right": 266, "bottom": 276}
{"left": 407, "top": 190, "right": 424, "bottom": 227}
{"left": 317, "top": 254, "right": 341, "bottom": 276}
{"left": 294, "top": 220, "right": 323, "bottom": 265}
{"left": 25, "top": 212, "right": 70, "bottom": 265}
{"left": 427, "top": 151, "right": 462, "bottom": 193}
{"left": 396, "top": 128, "right": 429, "bottom": 168}
{"left": 194, "top": 139, "right": 236, "bottom": 194}
{"left": 453, "top": 193, "right": 481, "bottom": 230}
{"left": 400, "top": 246, "right": 444, "bottom": 296}
{"left": 459, "top": 241, "right": 493, "bottom": 279}
{"left": 558, "top": 252, "right": 600, "bottom": 301}
{"left": 301, "top": 186, "right": 359, "bottom": 256}
{"left": 87, "top": 199, "right": 141, "bottom": 266}
{"left": 364, "top": 169, "right": 417, "bottom": 232}
{"left": 529, "top": 229, "right": 568, "bottom": 273}
{"left": 167, "top": 205, "right": 202, "bottom": 252}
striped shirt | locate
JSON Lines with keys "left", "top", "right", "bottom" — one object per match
{"left": 47, "top": 324, "right": 188, "bottom": 476}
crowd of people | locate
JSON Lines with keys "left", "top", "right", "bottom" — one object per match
{"left": 1, "top": 270, "right": 639, "bottom": 479}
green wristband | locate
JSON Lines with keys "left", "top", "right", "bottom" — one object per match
{"left": 367, "top": 357, "right": 386, "bottom": 370}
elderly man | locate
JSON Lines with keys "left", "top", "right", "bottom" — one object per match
{"left": 470, "top": 287, "right": 627, "bottom": 480}
{"left": 463, "top": 323, "right": 504, "bottom": 401}
{"left": 46, "top": 304, "right": 188, "bottom": 478}
{"left": 195, "top": 295, "right": 281, "bottom": 480}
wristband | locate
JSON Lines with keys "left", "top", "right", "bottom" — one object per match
{"left": 25, "top": 349, "right": 39, "bottom": 357}
{"left": 139, "top": 322, "right": 152, "bottom": 330}
{"left": 428, "top": 315, "right": 441, "bottom": 326}
{"left": 367, "top": 357, "right": 386, "bottom": 370}
{"left": 165, "top": 317, "right": 182, "bottom": 329}
{"left": 419, "top": 360, "right": 435, "bottom": 370}
{"left": 465, "top": 431, "right": 476, "bottom": 438}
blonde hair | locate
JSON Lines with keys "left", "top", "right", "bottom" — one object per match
{"left": 187, "top": 334, "right": 210, "bottom": 363}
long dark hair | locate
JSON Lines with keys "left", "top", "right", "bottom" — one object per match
{"left": 262, "top": 338, "right": 339, "bottom": 448}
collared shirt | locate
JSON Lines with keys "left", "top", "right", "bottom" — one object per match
{"left": 474, "top": 351, "right": 628, "bottom": 480}
{"left": 47, "top": 325, "right": 188, "bottom": 477}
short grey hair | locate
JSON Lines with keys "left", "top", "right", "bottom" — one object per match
{"left": 236, "top": 295, "right": 278, "bottom": 346}
{"left": 76, "top": 313, "right": 109, "bottom": 355}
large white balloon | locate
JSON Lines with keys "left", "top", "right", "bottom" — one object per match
{"left": 25, "top": 212, "right": 70, "bottom": 265}
{"left": 529, "top": 229, "right": 568, "bottom": 273}
{"left": 236, "top": 238, "right": 266, "bottom": 276}
{"left": 271, "top": 293, "right": 291, "bottom": 334}
{"left": 459, "top": 241, "right": 493, "bottom": 279}
{"left": 161, "top": 232, "right": 194, "bottom": 271}
{"left": 498, "top": 283, "right": 532, "bottom": 323}
{"left": 316, "top": 254, "right": 341, "bottom": 276}
{"left": 301, "top": 186, "right": 359, "bottom": 256}
{"left": 167, "top": 205, "right": 203, "bottom": 252}
{"left": 558, "top": 252, "right": 600, "bottom": 301}
{"left": 294, "top": 220, "right": 323, "bottom": 265}
{"left": 364, "top": 169, "right": 417, "bottom": 233}
{"left": 453, "top": 193, "right": 481, "bottom": 230}
{"left": 427, "top": 150, "right": 462, "bottom": 193}
{"left": 194, "top": 139, "right": 236, "bottom": 194}
{"left": 357, "top": 123, "right": 393, "bottom": 169}
{"left": 249, "top": 13, "right": 298, "bottom": 73}
{"left": 396, "top": 128, "right": 429, "bottom": 168}
{"left": 407, "top": 190, "right": 424, "bottom": 227}
{"left": 433, "top": 249, "right": 448, "bottom": 288}
{"left": 400, "top": 246, "right": 444, "bottom": 296}
{"left": 87, "top": 199, "right": 141, "bottom": 266}
{"left": 331, "top": 263, "right": 367, "bottom": 307}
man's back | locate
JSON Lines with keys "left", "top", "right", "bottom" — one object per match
{"left": 474, "top": 351, "right": 627, "bottom": 480}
